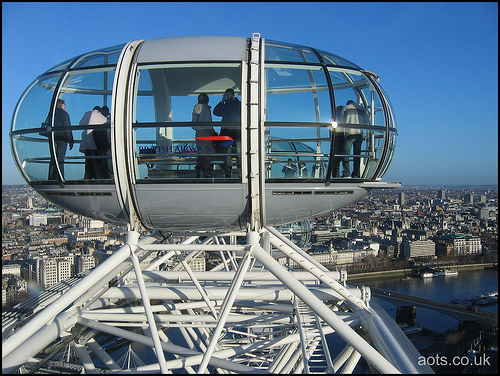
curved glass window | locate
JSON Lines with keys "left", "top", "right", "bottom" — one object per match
{"left": 44, "top": 44, "right": 125, "bottom": 73}
{"left": 53, "top": 69, "right": 115, "bottom": 182}
{"left": 316, "top": 48, "right": 361, "bottom": 69}
{"left": 11, "top": 63, "right": 118, "bottom": 183}
{"left": 375, "top": 86, "right": 398, "bottom": 178}
{"left": 70, "top": 44, "right": 124, "bottom": 69}
{"left": 11, "top": 75, "right": 60, "bottom": 181}
{"left": 133, "top": 63, "right": 243, "bottom": 182}
{"left": 265, "top": 65, "right": 331, "bottom": 123}
{"left": 262, "top": 39, "right": 398, "bottom": 183}
{"left": 263, "top": 49, "right": 396, "bottom": 182}
{"left": 329, "top": 67, "right": 388, "bottom": 180}
{"left": 265, "top": 40, "right": 320, "bottom": 64}
{"left": 265, "top": 125, "right": 331, "bottom": 180}
{"left": 12, "top": 75, "right": 59, "bottom": 133}
{"left": 275, "top": 220, "right": 312, "bottom": 247}
{"left": 44, "top": 58, "right": 74, "bottom": 74}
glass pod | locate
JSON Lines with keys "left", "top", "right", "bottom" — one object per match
{"left": 10, "top": 35, "right": 399, "bottom": 231}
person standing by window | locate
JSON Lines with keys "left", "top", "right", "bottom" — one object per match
{"left": 298, "top": 162, "right": 308, "bottom": 178}
{"left": 341, "top": 100, "right": 368, "bottom": 178}
{"left": 192, "top": 93, "right": 216, "bottom": 177}
{"left": 213, "top": 88, "right": 241, "bottom": 178}
{"left": 48, "top": 99, "right": 74, "bottom": 180}
{"left": 93, "top": 105, "right": 112, "bottom": 178}
{"left": 282, "top": 158, "right": 297, "bottom": 178}
{"left": 79, "top": 106, "right": 107, "bottom": 179}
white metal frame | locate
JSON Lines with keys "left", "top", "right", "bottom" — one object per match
{"left": 3, "top": 227, "right": 432, "bottom": 374}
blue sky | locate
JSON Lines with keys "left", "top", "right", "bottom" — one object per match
{"left": 2, "top": 2, "right": 498, "bottom": 187}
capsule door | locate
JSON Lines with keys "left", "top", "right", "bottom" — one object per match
{"left": 126, "top": 60, "right": 248, "bottom": 231}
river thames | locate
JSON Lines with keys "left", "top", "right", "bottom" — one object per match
{"left": 348, "top": 267, "right": 498, "bottom": 373}
{"left": 357, "top": 268, "right": 498, "bottom": 333}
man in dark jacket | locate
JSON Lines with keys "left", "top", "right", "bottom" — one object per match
{"left": 213, "top": 89, "right": 241, "bottom": 177}
{"left": 213, "top": 88, "right": 241, "bottom": 123}
{"left": 48, "top": 99, "right": 74, "bottom": 180}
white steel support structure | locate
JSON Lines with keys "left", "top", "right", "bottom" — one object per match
{"left": 2, "top": 227, "right": 433, "bottom": 374}
{"left": 3, "top": 34, "right": 432, "bottom": 374}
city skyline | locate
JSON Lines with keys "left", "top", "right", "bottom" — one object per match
{"left": 2, "top": 2, "right": 498, "bottom": 186}
{"left": 3, "top": 177, "right": 497, "bottom": 373}
{"left": 4, "top": 183, "right": 497, "bottom": 297}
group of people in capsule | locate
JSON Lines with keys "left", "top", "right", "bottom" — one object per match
{"left": 47, "top": 99, "right": 111, "bottom": 181}
{"left": 281, "top": 99, "right": 369, "bottom": 179}
{"left": 48, "top": 89, "right": 241, "bottom": 181}
{"left": 192, "top": 90, "right": 369, "bottom": 180}
{"left": 48, "top": 91, "right": 367, "bottom": 181}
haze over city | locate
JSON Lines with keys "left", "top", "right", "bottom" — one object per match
{"left": 2, "top": 2, "right": 498, "bottom": 187}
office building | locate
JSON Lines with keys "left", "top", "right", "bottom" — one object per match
{"left": 402, "top": 239, "right": 436, "bottom": 259}
{"left": 438, "top": 190, "right": 446, "bottom": 200}
{"left": 437, "top": 234, "right": 482, "bottom": 256}
{"left": 399, "top": 192, "right": 405, "bottom": 206}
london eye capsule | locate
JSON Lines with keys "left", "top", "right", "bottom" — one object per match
{"left": 10, "top": 34, "right": 399, "bottom": 232}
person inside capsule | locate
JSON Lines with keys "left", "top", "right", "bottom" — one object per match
{"left": 192, "top": 93, "right": 217, "bottom": 178}
{"left": 79, "top": 106, "right": 107, "bottom": 179}
{"left": 48, "top": 99, "right": 74, "bottom": 181}
{"left": 332, "top": 105, "right": 346, "bottom": 179}
{"left": 213, "top": 88, "right": 241, "bottom": 178}
{"left": 94, "top": 106, "right": 112, "bottom": 179}
{"left": 282, "top": 158, "right": 297, "bottom": 178}
{"left": 341, "top": 100, "right": 369, "bottom": 178}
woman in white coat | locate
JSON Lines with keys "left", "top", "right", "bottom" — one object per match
{"left": 79, "top": 106, "right": 108, "bottom": 179}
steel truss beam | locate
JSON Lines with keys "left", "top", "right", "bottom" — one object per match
{"left": 2, "top": 228, "right": 433, "bottom": 374}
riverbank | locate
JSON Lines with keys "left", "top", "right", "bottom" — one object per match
{"left": 346, "top": 263, "right": 496, "bottom": 282}
{"left": 351, "top": 266, "right": 498, "bottom": 373}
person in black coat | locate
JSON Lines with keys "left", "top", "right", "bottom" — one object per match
{"left": 48, "top": 99, "right": 74, "bottom": 180}
{"left": 92, "top": 106, "right": 112, "bottom": 178}
{"left": 213, "top": 89, "right": 241, "bottom": 178}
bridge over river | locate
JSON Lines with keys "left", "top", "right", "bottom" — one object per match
{"left": 368, "top": 287, "right": 497, "bottom": 323}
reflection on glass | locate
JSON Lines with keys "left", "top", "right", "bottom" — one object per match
{"left": 275, "top": 220, "right": 312, "bottom": 248}
{"left": 265, "top": 40, "right": 320, "bottom": 63}
{"left": 265, "top": 125, "right": 330, "bottom": 180}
